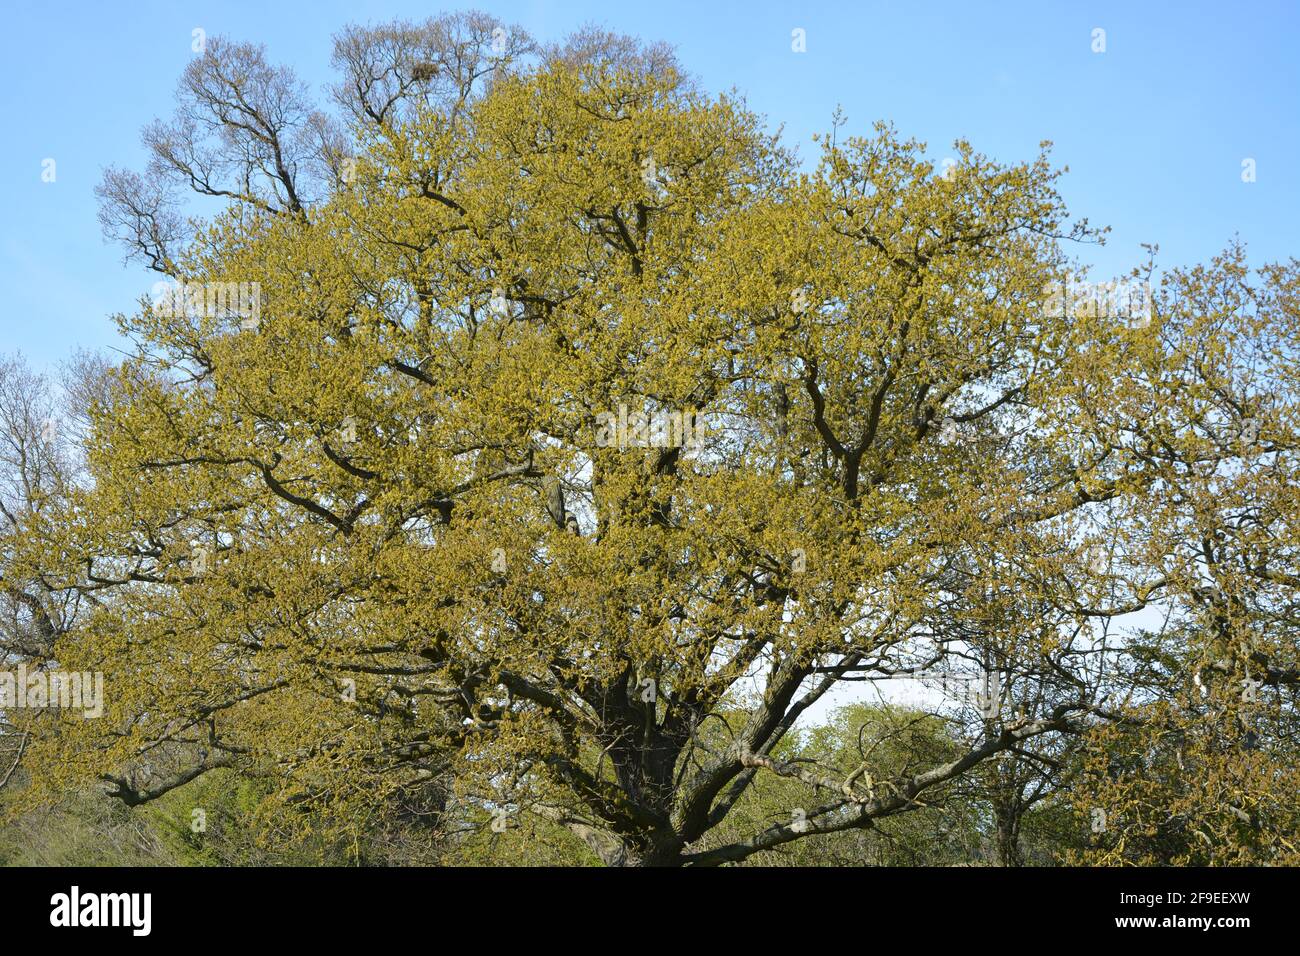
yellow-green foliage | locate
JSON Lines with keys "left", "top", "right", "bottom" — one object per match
{"left": 7, "top": 16, "right": 1298, "bottom": 867}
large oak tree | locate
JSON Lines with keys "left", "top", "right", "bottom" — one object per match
{"left": 8, "top": 12, "right": 1297, "bottom": 866}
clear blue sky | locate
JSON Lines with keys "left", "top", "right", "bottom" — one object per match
{"left": 2, "top": 0, "right": 1297, "bottom": 371}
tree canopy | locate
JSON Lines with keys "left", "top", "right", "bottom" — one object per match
{"left": 3, "top": 11, "right": 1297, "bottom": 867}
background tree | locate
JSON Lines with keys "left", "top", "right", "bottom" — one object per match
{"left": 1067, "top": 247, "right": 1300, "bottom": 865}
{"left": 1, "top": 354, "right": 81, "bottom": 800}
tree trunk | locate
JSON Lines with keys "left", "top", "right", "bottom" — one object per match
{"left": 993, "top": 798, "right": 1025, "bottom": 866}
